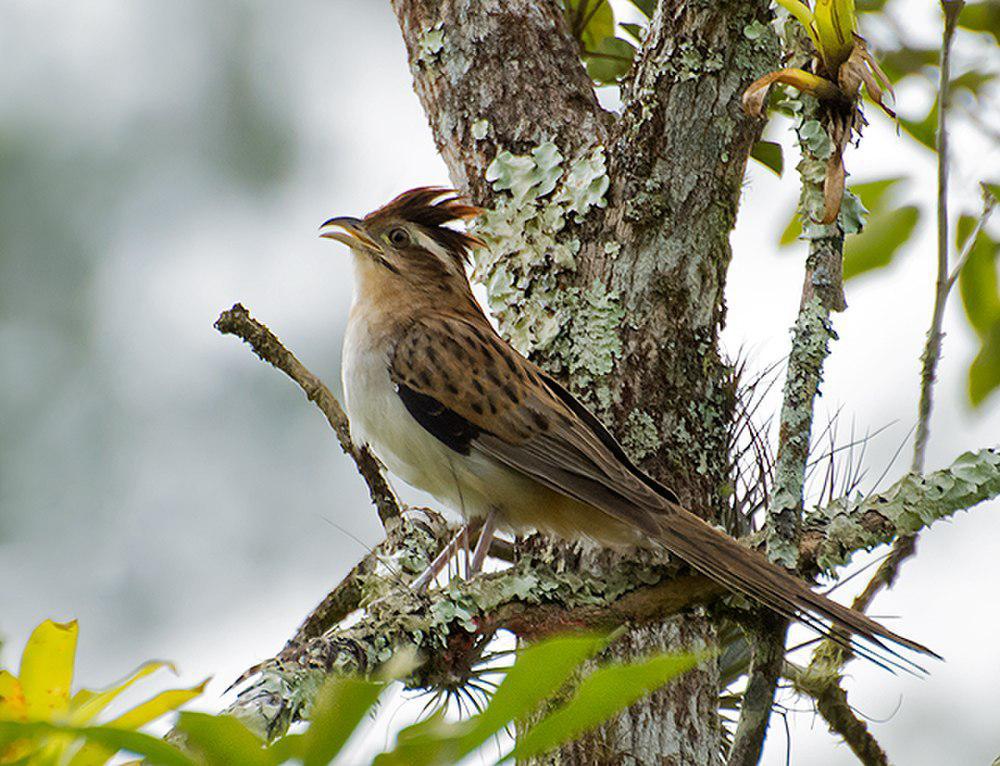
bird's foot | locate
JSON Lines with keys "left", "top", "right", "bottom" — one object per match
{"left": 411, "top": 510, "right": 497, "bottom": 592}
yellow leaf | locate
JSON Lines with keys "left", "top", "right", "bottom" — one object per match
{"left": 70, "top": 662, "right": 175, "bottom": 726}
{"left": 66, "top": 740, "right": 115, "bottom": 766}
{"left": 742, "top": 68, "right": 843, "bottom": 116}
{"left": 0, "top": 673, "right": 26, "bottom": 722}
{"left": 814, "top": 0, "right": 857, "bottom": 71}
{"left": 19, "top": 620, "right": 78, "bottom": 721}
{"left": 103, "top": 680, "right": 209, "bottom": 731}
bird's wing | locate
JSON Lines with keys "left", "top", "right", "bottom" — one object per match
{"left": 389, "top": 312, "right": 678, "bottom": 534}
{"left": 389, "top": 312, "right": 937, "bottom": 666}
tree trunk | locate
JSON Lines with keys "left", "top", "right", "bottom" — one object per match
{"left": 390, "top": 1, "right": 777, "bottom": 762}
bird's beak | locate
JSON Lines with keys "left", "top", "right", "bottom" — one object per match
{"left": 318, "top": 216, "right": 380, "bottom": 251}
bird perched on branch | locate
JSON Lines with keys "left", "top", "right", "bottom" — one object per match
{"left": 320, "top": 187, "right": 935, "bottom": 670}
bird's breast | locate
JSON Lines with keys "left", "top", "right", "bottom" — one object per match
{"left": 342, "top": 313, "right": 474, "bottom": 510}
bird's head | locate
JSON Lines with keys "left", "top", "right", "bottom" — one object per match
{"left": 319, "top": 188, "right": 482, "bottom": 293}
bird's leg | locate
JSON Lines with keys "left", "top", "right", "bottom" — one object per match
{"left": 412, "top": 521, "right": 480, "bottom": 592}
{"left": 469, "top": 509, "right": 498, "bottom": 574}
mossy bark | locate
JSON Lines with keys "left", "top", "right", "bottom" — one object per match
{"left": 391, "top": 1, "right": 777, "bottom": 762}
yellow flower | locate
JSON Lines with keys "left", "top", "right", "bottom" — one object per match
{"left": 0, "top": 620, "right": 205, "bottom": 765}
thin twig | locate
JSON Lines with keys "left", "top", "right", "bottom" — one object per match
{"left": 215, "top": 303, "right": 402, "bottom": 527}
{"left": 947, "top": 186, "right": 997, "bottom": 288}
{"left": 911, "top": 0, "right": 965, "bottom": 474}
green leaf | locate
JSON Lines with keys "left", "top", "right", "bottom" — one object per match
{"left": 375, "top": 633, "right": 609, "bottom": 766}
{"left": 750, "top": 141, "right": 784, "bottom": 177}
{"left": 900, "top": 100, "right": 938, "bottom": 151}
{"left": 970, "top": 319, "right": 1000, "bottom": 406}
{"left": 174, "top": 713, "right": 270, "bottom": 766}
{"left": 507, "top": 652, "right": 700, "bottom": 761}
{"left": 626, "top": 0, "right": 656, "bottom": 18}
{"left": 372, "top": 709, "right": 457, "bottom": 766}
{"left": 878, "top": 46, "right": 938, "bottom": 83}
{"left": 584, "top": 36, "right": 636, "bottom": 84}
{"left": 843, "top": 205, "right": 920, "bottom": 279}
{"left": 0, "top": 721, "right": 195, "bottom": 766}
{"left": 564, "top": 0, "right": 616, "bottom": 51}
{"left": 952, "top": 69, "right": 997, "bottom": 97}
{"left": 455, "top": 634, "right": 608, "bottom": 753}
{"left": 619, "top": 22, "right": 645, "bottom": 43}
{"left": 301, "top": 677, "right": 385, "bottom": 766}
{"left": 958, "top": 2, "right": 1000, "bottom": 45}
{"left": 957, "top": 216, "right": 1000, "bottom": 337}
{"left": 780, "top": 213, "right": 803, "bottom": 245}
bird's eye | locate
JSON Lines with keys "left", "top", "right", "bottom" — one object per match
{"left": 388, "top": 227, "right": 410, "bottom": 246}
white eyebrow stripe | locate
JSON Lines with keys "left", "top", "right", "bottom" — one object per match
{"left": 410, "top": 227, "right": 460, "bottom": 273}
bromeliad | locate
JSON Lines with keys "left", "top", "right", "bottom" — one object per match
{"left": 743, "top": 0, "right": 895, "bottom": 223}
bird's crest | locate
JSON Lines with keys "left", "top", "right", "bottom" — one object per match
{"left": 365, "top": 187, "right": 484, "bottom": 268}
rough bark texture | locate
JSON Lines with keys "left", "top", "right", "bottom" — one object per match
{"left": 390, "top": 1, "right": 776, "bottom": 762}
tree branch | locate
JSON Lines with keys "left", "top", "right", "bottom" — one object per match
{"left": 912, "top": 0, "right": 966, "bottom": 474}
{"left": 799, "top": 447, "right": 1000, "bottom": 572}
{"left": 224, "top": 550, "right": 721, "bottom": 739}
{"left": 214, "top": 304, "right": 402, "bottom": 527}
{"left": 729, "top": 90, "right": 846, "bottom": 765}
{"left": 221, "top": 441, "right": 999, "bottom": 741}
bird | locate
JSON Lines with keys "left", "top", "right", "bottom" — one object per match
{"left": 319, "top": 186, "right": 936, "bottom": 669}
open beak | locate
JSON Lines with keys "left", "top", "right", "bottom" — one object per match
{"left": 318, "top": 216, "right": 380, "bottom": 251}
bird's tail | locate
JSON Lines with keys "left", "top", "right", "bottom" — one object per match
{"left": 652, "top": 503, "right": 939, "bottom": 671}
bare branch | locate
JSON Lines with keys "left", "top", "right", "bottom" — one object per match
{"left": 947, "top": 184, "right": 997, "bottom": 289}
{"left": 912, "top": 0, "right": 966, "bottom": 474}
{"left": 214, "top": 303, "right": 402, "bottom": 527}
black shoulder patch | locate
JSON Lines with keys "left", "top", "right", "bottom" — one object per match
{"left": 538, "top": 371, "right": 680, "bottom": 504}
{"left": 396, "top": 383, "right": 480, "bottom": 455}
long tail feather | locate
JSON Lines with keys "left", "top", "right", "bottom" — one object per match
{"left": 652, "top": 503, "right": 939, "bottom": 670}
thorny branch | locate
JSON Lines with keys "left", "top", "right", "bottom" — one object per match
{"left": 215, "top": 303, "right": 402, "bottom": 527}
{"left": 216, "top": 303, "right": 1000, "bottom": 746}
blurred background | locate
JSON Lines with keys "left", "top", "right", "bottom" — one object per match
{"left": 1, "top": 1, "right": 997, "bottom": 763}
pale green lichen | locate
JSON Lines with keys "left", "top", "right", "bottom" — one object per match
{"left": 743, "top": 19, "right": 770, "bottom": 41}
{"left": 604, "top": 241, "right": 621, "bottom": 256}
{"left": 473, "top": 140, "right": 612, "bottom": 376}
{"left": 767, "top": 296, "right": 836, "bottom": 567}
{"left": 806, "top": 448, "right": 1000, "bottom": 572}
{"left": 471, "top": 118, "right": 489, "bottom": 140}
{"left": 622, "top": 410, "right": 661, "bottom": 461}
{"left": 417, "top": 22, "right": 445, "bottom": 62}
